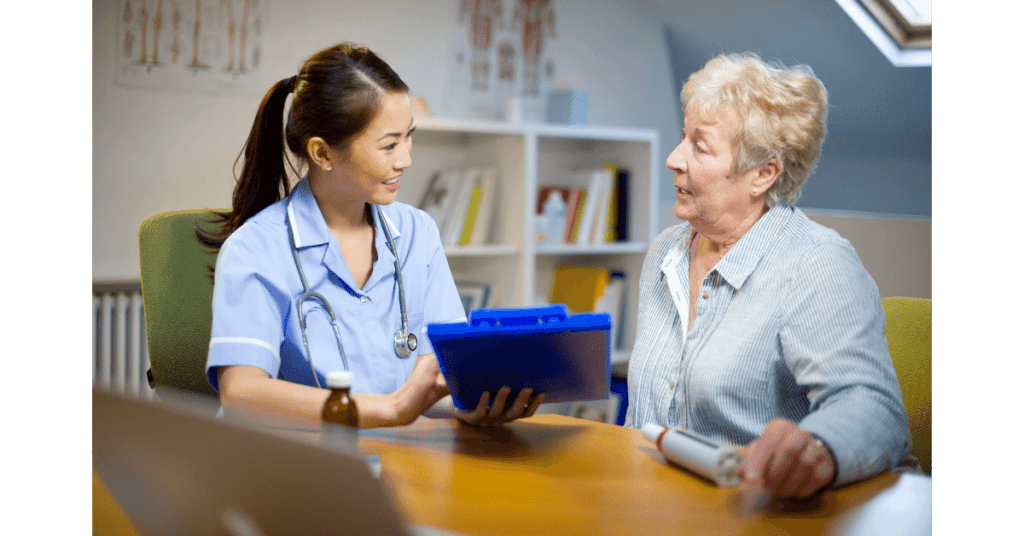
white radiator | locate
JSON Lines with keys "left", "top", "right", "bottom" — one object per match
{"left": 93, "top": 282, "right": 154, "bottom": 400}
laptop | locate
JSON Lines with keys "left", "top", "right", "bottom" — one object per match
{"left": 93, "top": 388, "right": 460, "bottom": 536}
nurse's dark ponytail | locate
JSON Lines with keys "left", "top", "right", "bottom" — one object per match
{"left": 198, "top": 42, "right": 409, "bottom": 252}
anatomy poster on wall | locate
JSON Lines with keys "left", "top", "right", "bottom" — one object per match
{"left": 445, "top": 0, "right": 558, "bottom": 121}
{"left": 117, "top": 0, "right": 265, "bottom": 94}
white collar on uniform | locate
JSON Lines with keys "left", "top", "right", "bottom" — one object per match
{"left": 375, "top": 207, "right": 401, "bottom": 242}
{"left": 286, "top": 194, "right": 306, "bottom": 248}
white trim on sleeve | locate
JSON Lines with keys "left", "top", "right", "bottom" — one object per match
{"left": 210, "top": 337, "right": 282, "bottom": 365}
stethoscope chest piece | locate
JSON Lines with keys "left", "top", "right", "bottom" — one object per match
{"left": 395, "top": 329, "right": 417, "bottom": 358}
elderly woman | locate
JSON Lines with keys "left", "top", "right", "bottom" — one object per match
{"left": 624, "top": 53, "right": 916, "bottom": 499}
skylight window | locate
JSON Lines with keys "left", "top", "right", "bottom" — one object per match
{"left": 891, "top": 0, "right": 932, "bottom": 26}
{"left": 835, "top": 0, "right": 931, "bottom": 67}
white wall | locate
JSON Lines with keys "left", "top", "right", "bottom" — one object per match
{"left": 92, "top": 0, "right": 679, "bottom": 280}
{"left": 94, "top": 0, "right": 928, "bottom": 301}
{"left": 806, "top": 212, "right": 930, "bottom": 299}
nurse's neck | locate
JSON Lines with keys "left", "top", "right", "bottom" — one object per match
{"left": 309, "top": 175, "right": 373, "bottom": 231}
{"left": 310, "top": 173, "right": 378, "bottom": 286}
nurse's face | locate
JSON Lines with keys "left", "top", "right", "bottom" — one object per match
{"left": 332, "top": 91, "right": 415, "bottom": 206}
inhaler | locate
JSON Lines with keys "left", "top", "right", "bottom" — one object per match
{"left": 641, "top": 423, "right": 743, "bottom": 487}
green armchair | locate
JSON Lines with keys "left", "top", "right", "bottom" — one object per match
{"left": 138, "top": 209, "right": 225, "bottom": 400}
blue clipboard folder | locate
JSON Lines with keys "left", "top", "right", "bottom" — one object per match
{"left": 427, "top": 305, "right": 612, "bottom": 410}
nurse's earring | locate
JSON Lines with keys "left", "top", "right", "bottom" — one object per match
{"left": 306, "top": 137, "right": 334, "bottom": 174}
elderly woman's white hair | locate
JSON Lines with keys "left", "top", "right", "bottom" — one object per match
{"left": 681, "top": 52, "right": 829, "bottom": 207}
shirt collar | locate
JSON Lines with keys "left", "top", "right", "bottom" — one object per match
{"left": 373, "top": 205, "right": 402, "bottom": 243}
{"left": 711, "top": 203, "right": 794, "bottom": 290}
{"left": 660, "top": 231, "right": 688, "bottom": 272}
{"left": 286, "top": 178, "right": 331, "bottom": 249}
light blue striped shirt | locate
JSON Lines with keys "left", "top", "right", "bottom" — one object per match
{"left": 625, "top": 204, "right": 912, "bottom": 486}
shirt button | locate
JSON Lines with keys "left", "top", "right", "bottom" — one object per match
{"left": 670, "top": 381, "right": 675, "bottom": 390}
{"left": 702, "top": 292, "right": 709, "bottom": 299}
{"left": 360, "top": 296, "right": 368, "bottom": 303}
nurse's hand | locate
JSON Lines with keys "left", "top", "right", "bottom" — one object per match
{"left": 455, "top": 387, "right": 545, "bottom": 427}
{"left": 391, "top": 354, "right": 450, "bottom": 425}
{"left": 738, "top": 418, "right": 836, "bottom": 500}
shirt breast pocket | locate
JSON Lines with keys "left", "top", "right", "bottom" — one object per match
{"left": 407, "top": 309, "right": 425, "bottom": 353}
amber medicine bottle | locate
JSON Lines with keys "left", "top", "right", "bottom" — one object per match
{"left": 321, "top": 371, "right": 359, "bottom": 427}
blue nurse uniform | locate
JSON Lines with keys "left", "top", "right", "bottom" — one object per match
{"left": 206, "top": 178, "right": 467, "bottom": 395}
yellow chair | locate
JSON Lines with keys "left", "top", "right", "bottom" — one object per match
{"left": 93, "top": 468, "right": 143, "bottom": 536}
{"left": 138, "top": 209, "right": 226, "bottom": 401}
{"left": 881, "top": 297, "right": 931, "bottom": 475}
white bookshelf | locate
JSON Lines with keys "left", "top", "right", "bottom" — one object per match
{"left": 398, "top": 116, "right": 659, "bottom": 363}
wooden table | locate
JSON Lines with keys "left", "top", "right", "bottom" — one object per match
{"left": 93, "top": 401, "right": 929, "bottom": 536}
{"left": 351, "top": 414, "right": 929, "bottom": 536}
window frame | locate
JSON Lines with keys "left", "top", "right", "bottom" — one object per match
{"left": 834, "top": 0, "right": 931, "bottom": 67}
{"left": 857, "top": 0, "right": 931, "bottom": 50}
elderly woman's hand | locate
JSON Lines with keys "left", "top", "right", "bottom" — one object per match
{"left": 738, "top": 418, "right": 836, "bottom": 499}
{"left": 456, "top": 387, "right": 545, "bottom": 427}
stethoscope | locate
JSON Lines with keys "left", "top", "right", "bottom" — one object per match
{"left": 286, "top": 196, "right": 417, "bottom": 389}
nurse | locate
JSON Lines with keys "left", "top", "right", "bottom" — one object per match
{"left": 198, "top": 42, "right": 543, "bottom": 428}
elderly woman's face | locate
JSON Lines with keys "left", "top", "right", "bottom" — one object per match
{"left": 666, "top": 108, "right": 763, "bottom": 230}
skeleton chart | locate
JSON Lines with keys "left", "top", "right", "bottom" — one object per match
{"left": 117, "top": 0, "right": 265, "bottom": 94}
{"left": 446, "top": 0, "right": 558, "bottom": 120}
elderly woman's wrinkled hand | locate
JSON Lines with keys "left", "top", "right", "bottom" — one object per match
{"left": 738, "top": 418, "right": 836, "bottom": 500}
{"left": 456, "top": 387, "right": 546, "bottom": 427}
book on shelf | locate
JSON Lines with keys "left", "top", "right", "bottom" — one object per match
{"left": 458, "top": 173, "right": 484, "bottom": 246}
{"left": 467, "top": 167, "right": 498, "bottom": 246}
{"left": 581, "top": 168, "right": 613, "bottom": 244}
{"left": 557, "top": 168, "right": 609, "bottom": 245}
{"left": 537, "top": 164, "right": 627, "bottom": 246}
{"left": 442, "top": 168, "right": 477, "bottom": 247}
{"left": 563, "top": 189, "right": 586, "bottom": 244}
{"left": 593, "top": 270, "right": 627, "bottom": 351}
{"left": 613, "top": 166, "right": 630, "bottom": 242}
{"left": 574, "top": 171, "right": 602, "bottom": 245}
{"left": 419, "top": 169, "right": 462, "bottom": 239}
{"left": 593, "top": 163, "right": 632, "bottom": 243}
{"left": 543, "top": 167, "right": 615, "bottom": 246}
{"left": 420, "top": 167, "right": 500, "bottom": 248}
{"left": 549, "top": 265, "right": 610, "bottom": 313}
{"left": 418, "top": 170, "right": 450, "bottom": 230}
{"left": 603, "top": 163, "right": 619, "bottom": 243}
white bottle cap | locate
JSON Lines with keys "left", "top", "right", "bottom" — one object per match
{"left": 641, "top": 423, "right": 664, "bottom": 444}
{"left": 543, "top": 192, "right": 566, "bottom": 211}
{"left": 326, "top": 370, "right": 354, "bottom": 389}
